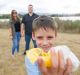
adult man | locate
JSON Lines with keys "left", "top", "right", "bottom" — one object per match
{"left": 21, "top": 4, "right": 39, "bottom": 54}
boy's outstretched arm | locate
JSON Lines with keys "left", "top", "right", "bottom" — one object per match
{"left": 25, "top": 56, "right": 40, "bottom": 75}
{"left": 37, "top": 50, "right": 72, "bottom": 75}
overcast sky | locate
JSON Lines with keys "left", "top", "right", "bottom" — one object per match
{"left": 0, "top": 0, "right": 80, "bottom": 14}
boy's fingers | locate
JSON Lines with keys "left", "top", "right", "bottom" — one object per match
{"left": 50, "top": 50, "right": 58, "bottom": 72}
{"left": 58, "top": 50, "right": 65, "bottom": 75}
{"left": 64, "top": 58, "right": 72, "bottom": 75}
{"left": 37, "top": 57, "right": 48, "bottom": 75}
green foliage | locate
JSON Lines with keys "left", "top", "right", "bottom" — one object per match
{"left": 0, "top": 21, "right": 10, "bottom": 29}
{"left": 0, "top": 14, "right": 10, "bottom": 19}
{"left": 0, "top": 17, "right": 80, "bottom": 33}
{"left": 54, "top": 18, "right": 80, "bottom": 33}
{"left": 0, "top": 14, "right": 23, "bottom": 19}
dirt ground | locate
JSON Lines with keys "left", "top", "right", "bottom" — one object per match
{"left": 0, "top": 29, "right": 80, "bottom": 75}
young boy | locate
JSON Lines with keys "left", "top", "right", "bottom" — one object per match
{"left": 25, "top": 16, "right": 80, "bottom": 75}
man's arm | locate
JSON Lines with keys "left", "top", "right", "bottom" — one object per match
{"left": 21, "top": 23, "right": 25, "bottom": 37}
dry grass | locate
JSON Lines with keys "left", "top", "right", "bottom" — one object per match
{"left": 0, "top": 29, "right": 80, "bottom": 75}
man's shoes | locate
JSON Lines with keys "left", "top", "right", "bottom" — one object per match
{"left": 22, "top": 51, "right": 26, "bottom": 55}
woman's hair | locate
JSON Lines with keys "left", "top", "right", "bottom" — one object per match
{"left": 11, "top": 9, "right": 20, "bottom": 22}
{"left": 32, "top": 15, "right": 58, "bottom": 35}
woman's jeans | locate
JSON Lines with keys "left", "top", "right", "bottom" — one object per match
{"left": 12, "top": 32, "right": 21, "bottom": 55}
{"left": 25, "top": 34, "right": 37, "bottom": 51}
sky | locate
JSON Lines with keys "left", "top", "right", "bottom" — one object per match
{"left": 0, "top": 0, "right": 80, "bottom": 14}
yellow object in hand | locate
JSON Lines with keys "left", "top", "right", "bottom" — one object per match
{"left": 41, "top": 52, "right": 51, "bottom": 67}
{"left": 26, "top": 48, "right": 51, "bottom": 68}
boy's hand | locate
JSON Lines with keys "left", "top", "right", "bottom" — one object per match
{"left": 37, "top": 50, "right": 72, "bottom": 75}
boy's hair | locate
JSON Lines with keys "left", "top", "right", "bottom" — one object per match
{"left": 32, "top": 15, "right": 58, "bottom": 35}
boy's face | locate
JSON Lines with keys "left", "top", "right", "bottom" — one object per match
{"left": 32, "top": 28, "right": 57, "bottom": 52}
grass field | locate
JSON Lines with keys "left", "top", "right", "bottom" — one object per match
{"left": 0, "top": 29, "right": 80, "bottom": 75}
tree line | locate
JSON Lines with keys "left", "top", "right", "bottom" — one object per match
{"left": 0, "top": 15, "right": 80, "bottom": 33}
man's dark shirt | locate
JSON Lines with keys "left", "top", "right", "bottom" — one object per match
{"left": 22, "top": 13, "right": 38, "bottom": 35}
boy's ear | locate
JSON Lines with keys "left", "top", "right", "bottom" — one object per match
{"left": 32, "top": 32, "right": 35, "bottom": 40}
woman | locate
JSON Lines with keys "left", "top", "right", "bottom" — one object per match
{"left": 9, "top": 10, "right": 21, "bottom": 55}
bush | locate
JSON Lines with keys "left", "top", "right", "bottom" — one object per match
{"left": 0, "top": 21, "right": 10, "bottom": 29}
{"left": 0, "top": 18, "right": 80, "bottom": 33}
{"left": 54, "top": 18, "right": 80, "bottom": 33}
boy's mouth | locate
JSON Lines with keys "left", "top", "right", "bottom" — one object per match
{"left": 42, "top": 47, "right": 50, "bottom": 52}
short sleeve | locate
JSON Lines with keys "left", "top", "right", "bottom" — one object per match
{"left": 21, "top": 15, "right": 25, "bottom": 24}
{"left": 25, "top": 56, "right": 40, "bottom": 75}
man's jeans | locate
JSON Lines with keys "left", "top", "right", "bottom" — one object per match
{"left": 12, "top": 32, "right": 21, "bottom": 55}
{"left": 25, "top": 34, "right": 37, "bottom": 51}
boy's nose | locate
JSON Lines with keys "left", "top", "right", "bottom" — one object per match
{"left": 43, "top": 40, "right": 48, "bottom": 45}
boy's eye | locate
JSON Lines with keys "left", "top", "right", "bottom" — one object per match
{"left": 37, "top": 36, "right": 43, "bottom": 39}
{"left": 47, "top": 36, "right": 54, "bottom": 40}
